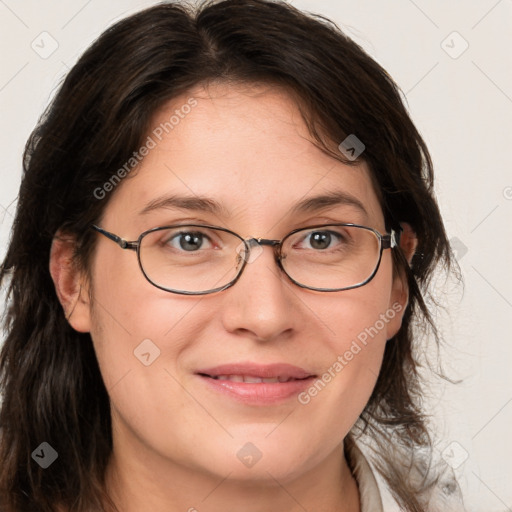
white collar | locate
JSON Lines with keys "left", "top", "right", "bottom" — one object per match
{"left": 346, "top": 439, "right": 466, "bottom": 512}
{"left": 346, "top": 440, "right": 384, "bottom": 511}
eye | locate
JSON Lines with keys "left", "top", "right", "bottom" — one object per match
{"left": 300, "top": 230, "right": 346, "bottom": 251}
{"left": 165, "top": 230, "right": 214, "bottom": 252}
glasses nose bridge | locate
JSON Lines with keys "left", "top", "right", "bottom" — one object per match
{"left": 245, "top": 237, "right": 282, "bottom": 261}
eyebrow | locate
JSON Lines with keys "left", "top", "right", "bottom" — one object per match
{"left": 290, "top": 190, "right": 368, "bottom": 217}
{"left": 139, "top": 190, "right": 368, "bottom": 218}
{"left": 139, "top": 195, "right": 229, "bottom": 217}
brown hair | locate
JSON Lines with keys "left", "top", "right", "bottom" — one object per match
{"left": 0, "top": 1, "right": 455, "bottom": 510}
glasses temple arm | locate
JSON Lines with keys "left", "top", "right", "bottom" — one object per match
{"left": 91, "top": 225, "right": 138, "bottom": 250}
{"left": 382, "top": 227, "right": 402, "bottom": 249}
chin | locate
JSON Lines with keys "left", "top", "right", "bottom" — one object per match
{"left": 194, "top": 435, "right": 315, "bottom": 484}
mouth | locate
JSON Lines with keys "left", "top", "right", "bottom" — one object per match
{"left": 200, "top": 374, "right": 308, "bottom": 383}
{"left": 195, "top": 363, "right": 317, "bottom": 404}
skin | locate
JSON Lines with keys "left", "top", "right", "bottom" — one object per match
{"left": 50, "top": 82, "right": 416, "bottom": 512}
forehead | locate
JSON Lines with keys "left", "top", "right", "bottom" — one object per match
{"left": 104, "top": 82, "right": 384, "bottom": 232}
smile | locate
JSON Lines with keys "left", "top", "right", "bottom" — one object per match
{"left": 195, "top": 363, "right": 317, "bottom": 404}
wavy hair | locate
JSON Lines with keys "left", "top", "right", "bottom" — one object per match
{"left": 0, "top": 1, "right": 455, "bottom": 510}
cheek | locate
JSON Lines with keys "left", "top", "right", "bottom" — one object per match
{"left": 298, "top": 256, "right": 396, "bottom": 426}
{"left": 87, "top": 245, "right": 200, "bottom": 389}
{"left": 314, "top": 301, "right": 388, "bottom": 407}
{"left": 87, "top": 256, "right": 212, "bottom": 465}
{"left": 327, "top": 254, "right": 396, "bottom": 351}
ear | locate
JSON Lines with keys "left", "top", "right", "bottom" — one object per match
{"left": 398, "top": 222, "right": 418, "bottom": 266}
{"left": 386, "top": 222, "right": 418, "bottom": 339}
{"left": 49, "top": 232, "right": 92, "bottom": 333}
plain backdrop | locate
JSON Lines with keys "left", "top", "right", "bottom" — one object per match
{"left": 1, "top": 1, "right": 511, "bottom": 511}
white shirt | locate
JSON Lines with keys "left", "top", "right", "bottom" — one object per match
{"left": 347, "top": 440, "right": 466, "bottom": 511}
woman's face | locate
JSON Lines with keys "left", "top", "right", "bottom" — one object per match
{"left": 66, "top": 83, "right": 407, "bottom": 486}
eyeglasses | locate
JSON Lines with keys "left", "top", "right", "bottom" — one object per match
{"left": 91, "top": 223, "right": 400, "bottom": 295}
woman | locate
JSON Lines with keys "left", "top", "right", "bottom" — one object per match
{"left": 0, "top": 1, "right": 464, "bottom": 511}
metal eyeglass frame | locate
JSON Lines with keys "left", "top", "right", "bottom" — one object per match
{"left": 91, "top": 223, "right": 401, "bottom": 295}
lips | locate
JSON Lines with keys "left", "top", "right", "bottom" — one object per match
{"left": 195, "top": 363, "right": 317, "bottom": 404}
{"left": 208, "top": 375, "right": 295, "bottom": 383}
{"left": 196, "top": 362, "right": 315, "bottom": 381}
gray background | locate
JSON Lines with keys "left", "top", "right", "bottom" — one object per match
{"left": 1, "top": 1, "right": 511, "bottom": 510}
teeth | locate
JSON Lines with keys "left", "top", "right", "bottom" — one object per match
{"left": 244, "top": 376, "right": 266, "bottom": 383}
{"left": 212, "top": 375, "right": 293, "bottom": 383}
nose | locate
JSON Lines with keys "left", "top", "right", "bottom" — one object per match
{"left": 220, "top": 241, "right": 296, "bottom": 342}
